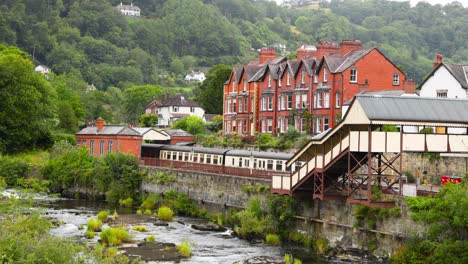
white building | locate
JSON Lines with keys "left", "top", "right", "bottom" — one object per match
{"left": 145, "top": 94, "right": 205, "bottom": 127}
{"left": 184, "top": 71, "right": 206, "bottom": 82}
{"left": 34, "top": 65, "right": 50, "bottom": 75}
{"left": 115, "top": 2, "right": 141, "bottom": 16}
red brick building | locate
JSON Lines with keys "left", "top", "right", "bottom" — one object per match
{"left": 223, "top": 40, "right": 415, "bottom": 135}
{"left": 76, "top": 118, "right": 143, "bottom": 158}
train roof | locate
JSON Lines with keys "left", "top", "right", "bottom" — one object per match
{"left": 160, "top": 144, "right": 228, "bottom": 155}
{"left": 225, "top": 149, "right": 293, "bottom": 160}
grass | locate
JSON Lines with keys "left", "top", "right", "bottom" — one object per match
{"left": 265, "top": 234, "right": 281, "bottom": 246}
{"left": 144, "top": 209, "right": 152, "bottom": 215}
{"left": 136, "top": 209, "right": 142, "bottom": 215}
{"left": 145, "top": 235, "right": 156, "bottom": 242}
{"left": 97, "top": 210, "right": 109, "bottom": 221}
{"left": 87, "top": 219, "right": 103, "bottom": 232}
{"left": 132, "top": 225, "right": 147, "bottom": 232}
{"left": 85, "top": 230, "right": 95, "bottom": 239}
{"left": 119, "top": 197, "right": 133, "bottom": 207}
{"left": 100, "top": 227, "right": 131, "bottom": 246}
{"left": 177, "top": 241, "right": 191, "bottom": 257}
{"left": 157, "top": 206, "right": 174, "bottom": 221}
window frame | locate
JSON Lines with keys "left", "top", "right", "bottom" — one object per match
{"left": 350, "top": 68, "right": 357, "bottom": 83}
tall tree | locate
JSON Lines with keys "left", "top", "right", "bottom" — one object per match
{"left": 0, "top": 45, "right": 57, "bottom": 153}
{"left": 123, "top": 85, "right": 163, "bottom": 122}
{"left": 194, "top": 64, "right": 231, "bottom": 114}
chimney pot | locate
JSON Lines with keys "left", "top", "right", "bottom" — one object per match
{"left": 96, "top": 118, "right": 104, "bottom": 132}
{"left": 433, "top": 54, "right": 443, "bottom": 69}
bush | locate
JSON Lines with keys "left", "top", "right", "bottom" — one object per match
{"left": 136, "top": 209, "right": 143, "bottom": 215}
{"left": 144, "top": 209, "right": 152, "bottom": 215}
{"left": 119, "top": 197, "right": 133, "bottom": 207}
{"left": 145, "top": 235, "right": 156, "bottom": 242}
{"left": 132, "top": 225, "right": 147, "bottom": 232}
{"left": 85, "top": 230, "right": 95, "bottom": 239}
{"left": 177, "top": 241, "right": 191, "bottom": 257}
{"left": 0, "top": 156, "right": 32, "bottom": 186}
{"left": 87, "top": 219, "right": 103, "bottom": 232}
{"left": 265, "top": 234, "right": 281, "bottom": 246}
{"left": 316, "top": 238, "right": 330, "bottom": 254}
{"left": 284, "top": 254, "right": 302, "bottom": 264}
{"left": 97, "top": 211, "right": 109, "bottom": 221}
{"left": 141, "top": 193, "right": 161, "bottom": 209}
{"left": 158, "top": 206, "right": 174, "bottom": 221}
{"left": 100, "top": 227, "right": 131, "bottom": 246}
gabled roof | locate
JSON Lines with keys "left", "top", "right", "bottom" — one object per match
{"left": 76, "top": 126, "right": 141, "bottom": 136}
{"left": 144, "top": 98, "right": 161, "bottom": 109}
{"left": 418, "top": 63, "right": 468, "bottom": 90}
{"left": 315, "top": 48, "right": 374, "bottom": 74}
{"left": 164, "top": 129, "right": 194, "bottom": 137}
{"left": 160, "top": 94, "right": 200, "bottom": 108}
{"left": 302, "top": 58, "right": 316, "bottom": 76}
{"left": 249, "top": 64, "right": 281, "bottom": 82}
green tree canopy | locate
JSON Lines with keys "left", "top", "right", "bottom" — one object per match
{"left": 194, "top": 64, "right": 231, "bottom": 114}
{"left": 173, "top": 116, "right": 205, "bottom": 135}
{"left": 123, "top": 85, "right": 163, "bottom": 122}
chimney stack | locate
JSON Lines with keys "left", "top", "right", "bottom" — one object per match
{"left": 433, "top": 54, "right": 443, "bottom": 69}
{"left": 296, "top": 45, "right": 317, "bottom": 60}
{"left": 96, "top": 117, "right": 104, "bottom": 131}
{"left": 340, "top": 40, "right": 363, "bottom": 56}
{"left": 316, "top": 41, "right": 340, "bottom": 60}
{"left": 258, "top": 48, "right": 277, "bottom": 64}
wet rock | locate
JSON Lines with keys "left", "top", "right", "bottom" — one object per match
{"left": 123, "top": 242, "right": 185, "bottom": 262}
{"left": 249, "top": 239, "right": 263, "bottom": 245}
{"left": 177, "top": 220, "right": 185, "bottom": 225}
{"left": 235, "top": 256, "right": 284, "bottom": 264}
{"left": 191, "top": 224, "right": 227, "bottom": 232}
{"left": 154, "top": 221, "right": 169, "bottom": 226}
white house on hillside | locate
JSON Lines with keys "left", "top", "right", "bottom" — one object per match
{"left": 115, "top": 2, "right": 141, "bottom": 16}
{"left": 144, "top": 94, "right": 205, "bottom": 127}
{"left": 184, "top": 71, "right": 206, "bottom": 82}
{"left": 35, "top": 65, "right": 50, "bottom": 75}
{"left": 419, "top": 54, "right": 468, "bottom": 99}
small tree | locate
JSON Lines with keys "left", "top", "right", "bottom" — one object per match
{"left": 139, "top": 114, "right": 158, "bottom": 127}
{"left": 173, "top": 116, "right": 205, "bottom": 135}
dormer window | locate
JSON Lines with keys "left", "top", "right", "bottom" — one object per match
{"left": 350, "top": 68, "right": 357, "bottom": 83}
{"left": 301, "top": 70, "right": 305, "bottom": 84}
{"left": 323, "top": 67, "right": 328, "bottom": 82}
{"left": 278, "top": 76, "right": 282, "bottom": 87}
{"left": 268, "top": 74, "right": 272, "bottom": 88}
{"left": 243, "top": 80, "right": 247, "bottom": 92}
{"left": 233, "top": 80, "right": 236, "bottom": 92}
{"left": 393, "top": 73, "right": 400, "bottom": 85}
{"left": 173, "top": 106, "right": 179, "bottom": 112}
{"left": 286, "top": 71, "right": 290, "bottom": 86}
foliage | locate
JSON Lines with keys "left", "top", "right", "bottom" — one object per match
{"left": 141, "top": 193, "right": 162, "bottom": 210}
{"left": 145, "top": 235, "right": 156, "bottom": 242}
{"left": 206, "top": 115, "right": 223, "bottom": 132}
{"left": 193, "top": 64, "right": 232, "bottom": 114}
{"left": 265, "top": 233, "right": 281, "bottom": 246}
{"left": 119, "top": 197, "right": 133, "bottom": 207}
{"left": 139, "top": 113, "right": 158, "bottom": 127}
{"left": 86, "top": 230, "right": 95, "bottom": 239}
{"left": 352, "top": 204, "right": 400, "bottom": 229}
{"left": 284, "top": 254, "right": 303, "bottom": 264}
{"left": 97, "top": 211, "right": 110, "bottom": 221}
{"left": 154, "top": 171, "right": 177, "bottom": 185}
{"left": 132, "top": 225, "right": 147, "bottom": 232}
{"left": 173, "top": 116, "right": 206, "bottom": 135}
{"left": 241, "top": 184, "right": 270, "bottom": 195}
{"left": 266, "top": 194, "right": 299, "bottom": 236}
{"left": 0, "top": 156, "right": 32, "bottom": 187}
{"left": 87, "top": 219, "right": 103, "bottom": 232}
{"left": 316, "top": 238, "right": 330, "bottom": 255}
{"left": 123, "top": 85, "right": 163, "bottom": 122}
{"left": 177, "top": 241, "right": 191, "bottom": 257}
{"left": 234, "top": 210, "right": 267, "bottom": 240}
{"left": 157, "top": 206, "right": 174, "bottom": 221}
{"left": 99, "top": 227, "right": 131, "bottom": 247}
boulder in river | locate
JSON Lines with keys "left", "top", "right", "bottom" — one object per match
{"left": 123, "top": 241, "right": 186, "bottom": 262}
{"left": 191, "top": 224, "right": 227, "bottom": 232}
{"left": 235, "top": 256, "right": 284, "bottom": 264}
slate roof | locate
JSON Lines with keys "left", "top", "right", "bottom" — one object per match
{"left": 164, "top": 129, "right": 194, "bottom": 137}
{"left": 343, "top": 90, "right": 410, "bottom": 106}
{"left": 76, "top": 126, "right": 141, "bottom": 136}
{"left": 226, "top": 149, "right": 293, "bottom": 160}
{"left": 144, "top": 98, "right": 161, "bottom": 109}
{"left": 160, "top": 94, "right": 200, "bottom": 108}
{"left": 317, "top": 48, "right": 374, "bottom": 74}
{"left": 355, "top": 95, "right": 468, "bottom": 124}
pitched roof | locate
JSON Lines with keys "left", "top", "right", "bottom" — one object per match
{"left": 419, "top": 63, "right": 468, "bottom": 90}
{"left": 144, "top": 98, "right": 161, "bottom": 109}
{"left": 164, "top": 129, "right": 194, "bottom": 137}
{"left": 76, "top": 126, "right": 141, "bottom": 136}
{"left": 203, "top": 114, "right": 217, "bottom": 122}
{"left": 160, "top": 94, "right": 200, "bottom": 108}
{"left": 354, "top": 95, "right": 468, "bottom": 124}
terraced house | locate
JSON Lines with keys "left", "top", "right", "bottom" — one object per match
{"left": 223, "top": 40, "right": 415, "bottom": 135}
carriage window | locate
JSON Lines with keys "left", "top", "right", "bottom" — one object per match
{"left": 193, "top": 154, "right": 198, "bottom": 163}
{"left": 254, "top": 159, "right": 257, "bottom": 169}
{"left": 189, "top": 153, "right": 193, "bottom": 161}
{"left": 238, "top": 158, "right": 243, "bottom": 168}
{"left": 162, "top": 151, "right": 166, "bottom": 159}
{"left": 259, "top": 160, "right": 265, "bottom": 169}
{"left": 172, "top": 152, "right": 177, "bottom": 160}
{"left": 267, "top": 160, "right": 274, "bottom": 170}
{"left": 245, "top": 159, "right": 250, "bottom": 167}
{"left": 178, "top": 153, "right": 183, "bottom": 161}
{"left": 200, "top": 154, "right": 205, "bottom": 163}
{"left": 276, "top": 161, "right": 283, "bottom": 171}
{"left": 213, "top": 155, "right": 218, "bottom": 165}
{"left": 232, "top": 158, "right": 235, "bottom": 166}
{"left": 219, "top": 156, "right": 223, "bottom": 165}
{"left": 184, "top": 153, "right": 189, "bottom": 161}
{"left": 206, "top": 155, "right": 211, "bottom": 164}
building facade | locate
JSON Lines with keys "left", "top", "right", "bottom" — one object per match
{"left": 115, "top": 3, "right": 141, "bottom": 16}
{"left": 144, "top": 94, "right": 205, "bottom": 127}
{"left": 223, "top": 40, "right": 415, "bottom": 135}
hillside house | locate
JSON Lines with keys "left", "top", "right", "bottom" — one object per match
{"left": 184, "top": 71, "right": 206, "bottom": 82}
{"left": 223, "top": 40, "right": 415, "bottom": 136}
{"left": 115, "top": 2, "right": 141, "bottom": 16}
{"left": 35, "top": 65, "right": 50, "bottom": 75}
{"left": 145, "top": 94, "right": 205, "bottom": 127}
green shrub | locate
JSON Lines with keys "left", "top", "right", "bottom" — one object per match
{"left": 52, "top": 133, "right": 76, "bottom": 145}
{"left": 119, "top": 197, "right": 133, "bottom": 207}
{"left": 177, "top": 241, "right": 191, "bottom": 257}
{"left": 16, "top": 178, "right": 50, "bottom": 193}
{"left": 144, "top": 209, "right": 152, "bottom": 215}
{"left": 284, "top": 254, "right": 302, "bottom": 264}
{"left": 0, "top": 156, "right": 31, "bottom": 186}
{"left": 265, "top": 234, "right": 281, "bottom": 246}
{"left": 85, "top": 230, "right": 95, "bottom": 239}
{"left": 87, "top": 219, "right": 103, "bottom": 232}
{"left": 316, "top": 238, "right": 330, "bottom": 254}
{"left": 97, "top": 211, "right": 109, "bottom": 221}
{"left": 234, "top": 210, "right": 265, "bottom": 239}
{"left": 156, "top": 172, "right": 176, "bottom": 185}
{"left": 145, "top": 235, "right": 156, "bottom": 242}
{"left": 100, "top": 227, "right": 131, "bottom": 246}
{"left": 136, "top": 209, "right": 143, "bottom": 215}
{"left": 158, "top": 206, "right": 174, "bottom": 221}
{"left": 132, "top": 225, "right": 147, "bottom": 232}
{"left": 246, "top": 197, "right": 263, "bottom": 218}
{"left": 141, "top": 193, "right": 161, "bottom": 209}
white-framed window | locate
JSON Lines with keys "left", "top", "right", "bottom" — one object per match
{"left": 278, "top": 95, "right": 281, "bottom": 110}
{"left": 324, "top": 92, "right": 330, "bottom": 108}
{"left": 280, "top": 118, "right": 285, "bottom": 133}
{"left": 232, "top": 120, "right": 236, "bottom": 132}
{"left": 287, "top": 95, "right": 292, "bottom": 109}
{"left": 436, "top": 90, "right": 448, "bottom": 98}
{"left": 316, "top": 117, "right": 322, "bottom": 133}
{"left": 278, "top": 76, "right": 282, "bottom": 87}
{"left": 323, "top": 67, "right": 328, "bottom": 82}
{"left": 238, "top": 121, "right": 242, "bottom": 134}
{"left": 267, "top": 96, "right": 273, "bottom": 110}
{"left": 243, "top": 80, "right": 247, "bottom": 92}
{"left": 238, "top": 99, "right": 243, "bottom": 113}
{"left": 317, "top": 92, "right": 323, "bottom": 108}
{"left": 301, "top": 94, "right": 307, "bottom": 108}
{"left": 314, "top": 93, "right": 317, "bottom": 108}
{"left": 286, "top": 71, "right": 290, "bottom": 86}
{"left": 261, "top": 119, "right": 266, "bottom": 132}
{"left": 244, "top": 97, "right": 248, "bottom": 112}
{"left": 350, "top": 68, "right": 357, "bottom": 83}
{"left": 268, "top": 74, "right": 272, "bottom": 88}
{"left": 294, "top": 116, "right": 299, "bottom": 130}
{"left": 295, "top": 94, "right": 300, "bottom": 108}
{"left": 243, "top": 120, "right": 247, "bottom": 133}
{"left": 335, "top": 92, "right": 340, "bottom": 108}
{"left": 108, "top": 140, "right": 113, "bottom": 153}
{"left": 267, "top": 119, "right": 273, "bottom": 132}
{"left": 301, "top": 70, "right": 305, "bottom": 84}
{"left": 301, "top": 118, "right": 306, "bottom": 132}
{"left": 393, "top": 73, "right": 400, "bottom": 85}
{"left": 190, "top": 107, "right": 195, "bottom": 113}
{"left": 233, "top": 98, "right": 237, "bottom": 112}
{"left": 90, "top": 140, "right": 94, "bottom": 154}
{"left": 100, "top": 140, "right": 105, "bottom": 156}
{"left": 226, "top": 98, "right": 231, "bottom": 113}
{"left": 233, "top": 80, "right": 236, "bottom": 92}
{"left": 261, "top": 97, "right": 266, "bottom": 111}
{"left": 281, "top": 95, "right": 285, "bottom": 110}
{"left": 324, "top": 116, "right": 329, "bottom": 130}
{"left": 173, "top": 106, "right": 179, "bottom": 112}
